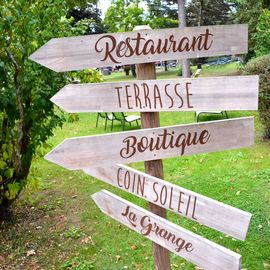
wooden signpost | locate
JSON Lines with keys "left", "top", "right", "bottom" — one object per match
{"left": 51, "top": 76, "right": 259, "bottom": 112}
{"left": 92, "top": 190, "right": 242, "bottom": 270}
{"left": 45, "top": 117, "right": 254, "bottom": 170}
{"left": 30, "top": 22, "right": 258, "bottom": 270}
{"left": 29, "top": 24, "right": 248, "bottom": 72}
{"left": 85, "top": 164, "right": 251, "bottom": 240}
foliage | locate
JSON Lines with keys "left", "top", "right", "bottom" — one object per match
{"left": 62, "top": 257, "right": 94, "bottom": 270}
{"left": 232, "top": 0, "right": 269, "bottom": 60}
{"left": 64, "top": 225, "right": 86, "bottom": 239}
{"left": 243, "top": 55, "right": 270, "bottom": 138}
{"left": 186, "top": 0, "right": 233, "bottom": 26}
{"left": 70, "top": 69, "right": 103, "bottom": 83}
{"left": 104, "top": 0, "right": 146, "bottom": 32}
{"left": 0, "top": 0, "right": 99, "bottom": 208}
{"left": 252, "top": 9, "right": 270, "bottom": 57}
{"left": 68, "top": 3, "right": 107, "bottom": 34}
{"left": 146, "top": 0, "right": 178, "bottom": 29}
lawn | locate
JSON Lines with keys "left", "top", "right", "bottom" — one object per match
{"left": 103, "top": 62, "right": 241, "bottom": 82}
{"left": 1, "top": 63, "right": 270, "bottom": 270}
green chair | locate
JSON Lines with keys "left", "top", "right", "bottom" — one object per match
{"left": 111, "top": 112, "right": 141, "bottom": 131}
{"left": 96, "top": 112, "right": 114, "bottom": 130}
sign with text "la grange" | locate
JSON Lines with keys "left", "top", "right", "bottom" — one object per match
{"left": 92, "top": 190, "right": 242, "bottom": 270}
{"left": 29, "top": 24, "right": 248, "bottom": 72}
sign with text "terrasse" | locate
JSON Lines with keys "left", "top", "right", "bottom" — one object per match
{"left": 45, "top": 117, "right": 253, "bottom": 170}
{"left": 29, "top": 24, "right": 247, "bottom": 72}
{"left": 85, "top": 164, "right": 251, "bottom": 240}
{"left": 51, "top": 76, "right": 258, "bottom": 112}
{"left": 92, "top": 190, "right": 242, "bottom": 270}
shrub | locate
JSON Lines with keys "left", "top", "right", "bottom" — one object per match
{"left": 243, "top": 55, "right": 270, "bottom": 138}
{"left": 252, "top": 9, "right": 270, "bottom": 57}
{"left": 0, "top": 1, "right": 103, "bottom": 209}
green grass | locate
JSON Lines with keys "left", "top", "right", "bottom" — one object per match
{"left": 103, "top": 62, "right": 240, "bottom": 82}
{"left": 1, "top": 63, "right": 270, "bottom": 270}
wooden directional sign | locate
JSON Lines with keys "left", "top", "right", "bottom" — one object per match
{"left": 85, "top": 164, "right": 251, "bottom": 240}
{"left": 29, "top": 24, "right": 248, "bottom": 72}
{"left": 51, "top": 75, "right": 259, "bottom": 112}
{"left": 92, "top": 190, "right": 242, "bottom": 270}
{"left": 45, "top": 117, "right": 254, "bottom": 170}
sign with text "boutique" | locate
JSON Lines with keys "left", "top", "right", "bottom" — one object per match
{"left": 45, "top": 117, "right": 253, "bottom": 170}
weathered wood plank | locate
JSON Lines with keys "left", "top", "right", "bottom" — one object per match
{"left": 135, "top": 48, "right": 171, "bottom": 269}
{"left": 85, "top": 164, "right": 251, "bottom": 240}
{"left": 29, "top": 24, "right": 248, "bottom": 72}
{"left": 51, "top": 76, "right": 259, "bottom": 112}
{"left": 92, "top": 190, "right": 242, "bottom": 270}
{"left": 45, "top": 117, "right": 254, "bottom": 170}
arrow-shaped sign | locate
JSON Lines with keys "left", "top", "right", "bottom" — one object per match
{"left": 85, "top": 164, "right": 251, "bottom": 240}
{"left": 45, "top": 117, "right": 254, "bottom": 170}
{"left": 29, "top": 24, "right": 247, "bottom": 72}
{"left": 92, "top": 190, "right": 242, "bottom": 270}
{"left": 51, "top": 76, "right": 258, "bottom": 112}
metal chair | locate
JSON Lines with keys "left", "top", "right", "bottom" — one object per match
{"left": 195, "top": 111, "right": 229, "bottom": 122}
{"left": 96, "top": 112, "right": 114, "bottom": 130}
{"left": 111, "top": 112, "right": 141, "bottom": 131}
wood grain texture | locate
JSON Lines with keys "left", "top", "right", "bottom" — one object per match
{"left": 45, "top": 117, "right": 254, "bottom": 170}
{"left": 92, "top": 190, "right": 242, "bottom": 270}
{"left": 84, "top": 164, "right": 252, "bottom": 240}
{"left": 51, "top": 76, "right": 259, "bottom": 112}
{"left": 29, "top": 24, "right": 248, "bottom": 72}
{"left": 136, "top": 60, "right": 171, "bottom": 270}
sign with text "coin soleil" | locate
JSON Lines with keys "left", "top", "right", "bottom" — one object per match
{"left": 51, "top": 76, "right": 258, "bottom": 112}
{"left": 85, "top": 164, "right": 251, "bottom": 240}
{"left": 45, "top": 117, "right": 254, "bottom": 170}
{"left": 29, "top": 24, "right": 248, "bottom": 72}
{"left": 92, "top": 190, "right": 242, "bottom": 270}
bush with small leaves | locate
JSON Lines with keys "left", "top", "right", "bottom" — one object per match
{"left": 243, "top": 54, "right": 270, "bottom": 138}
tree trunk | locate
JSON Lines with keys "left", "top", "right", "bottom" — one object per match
{"left": 164, "top": 61, "right": 168, "bottom": 71}
{"left": 178, "top": 0, "right": 190, "bottom": 77}
{"left": 131, "top": 64, "right": 136, "bottom": 77}
{"left": 197, "top": 0, "right": 203, "bottom": 69}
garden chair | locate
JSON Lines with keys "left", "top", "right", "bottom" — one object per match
{"left": 111, "top": 112, "right": 141, "bottom": 131}
{"left": 96, "top": 112, "right": 114, "bottom": 130}
{"left": 196, "top": 111, "right": 229, "bottom": 122}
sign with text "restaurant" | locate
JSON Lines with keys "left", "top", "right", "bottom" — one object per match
{"left": 51, "top": 76, "right": 258, "bottom": 112}
{"left": 29, "top": 24, "right": 248, "bottom": 72}
{"left": 45, "top": 117, "right": 254, "bottom": 170}
{"left": 92, "top": 190, "right": 242, "bottom": 270}
{"left": 85, "top": 164, "right": 251, "bottom": 240}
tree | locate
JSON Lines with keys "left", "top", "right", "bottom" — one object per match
{"left": 104, "top": 0, "right": 146, "bottom": 33}
{"left": 68, "top": 3, "right": 107, "bottom": 34}
{"left": 178, "top": 0, "right": 190, "bottom": 77}
{"left": 233, "top": 0, "right": 270, "bottom": 60}
{"left": 186, "top": 0, "right": 233, "bottom": 27}
{"left": 146, "top": 0, "right": 178, "bottom": 71}
{"left": 252, "top": 9, "right": 270, "bottom": 57}
{"left": 0, "top": 0, "right": 99, "bottom": 209}
{"left": 147, "top": 0, "right": 178, "bottom": 29}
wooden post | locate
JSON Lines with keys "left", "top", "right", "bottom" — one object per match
{"left": 134, "top": 25, "right": 171, "bottom": 270}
